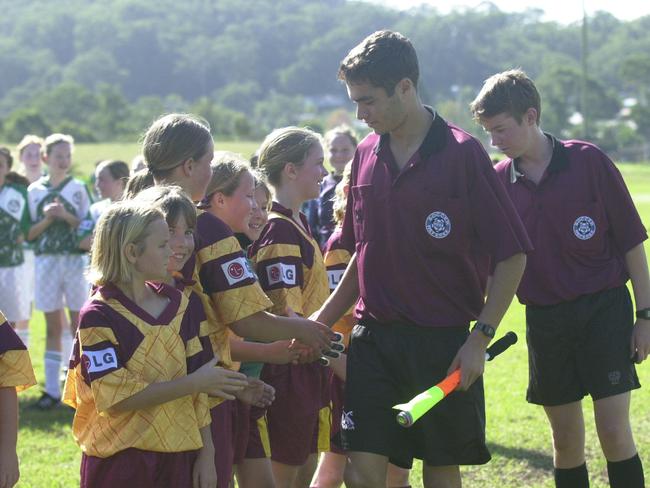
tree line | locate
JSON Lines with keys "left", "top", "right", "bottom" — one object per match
{"left": 1, "top": 0, "right": 649, "bottom": 158}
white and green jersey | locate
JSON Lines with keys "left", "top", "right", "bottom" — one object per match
{"left": 0, "top": 182, "right": 30, "bottom": 267}
{"left": 28, "top": 176, "right": 93, "bottom": 255}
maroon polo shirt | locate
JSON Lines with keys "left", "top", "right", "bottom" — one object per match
{"left": 340, "top": 110, "right": 531, "bottom": 328}
{"left": 494, "top": 135, "right": 647, "bottom": 307}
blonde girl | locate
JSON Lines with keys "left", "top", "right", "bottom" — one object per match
{"left": 250, "top": 126, "right": 334, "bottom": 488}
{"left": 63, "top": 200, "right": 238, "bottom": 488}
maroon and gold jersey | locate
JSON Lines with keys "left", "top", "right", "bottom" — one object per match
{"left": 323, "top": 229, "right": 355, "bottom": 348}
{"left": 63, "top": 282, "right": 212, "bottom": 458}
{"left": 250, "top": 202, "right": 329, "bottom": 317}
{"left": 0, "top": 312, "right": 36, "bottom": 391}
{"left": 182, "top": 209, "right": 273, "bottom": 369}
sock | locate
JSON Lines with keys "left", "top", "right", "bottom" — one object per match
{"left": 554, "top": 463, "right": 589, "bottom": 488}
{"left": 16, "top": 329, "right": 30, "bottom": 349}
{"left": 44, "top": 350, "right": 62, "bottom": 398}
{"left": 61, "top": 331, "right": 74, "bottom": 370}
{"left": 607, "top": 454, "right": 644, "bottom": 488}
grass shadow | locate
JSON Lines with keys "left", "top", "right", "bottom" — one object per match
{"left": 487, "top": 441, "right": 554, "bottom": 472}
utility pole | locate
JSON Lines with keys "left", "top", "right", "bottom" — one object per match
{"left": 580, "top": 0, "right": 590, "bottom": 139}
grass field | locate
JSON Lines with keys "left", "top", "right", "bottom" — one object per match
{"left": 10, "top": 148, "right": 650, "bottom": 487}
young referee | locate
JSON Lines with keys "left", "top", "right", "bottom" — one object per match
{"left": 471, "top": 69, "right": 648, "bottom": 488}
{"left": 314, "top": 31, "right": 531, "bottom": 488}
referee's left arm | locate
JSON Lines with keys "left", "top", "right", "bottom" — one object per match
{"left": 625, "top": 243, "right": 650, "bottom": 363}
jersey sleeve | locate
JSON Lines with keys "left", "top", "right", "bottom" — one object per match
{"left": 593, "top": 149, "right": 648, "bottom": 253}
{"left": 64, "top": 304, "right": 148, "bottom": 415}
{"left": 465, "top": 139, "right": 533, "bottom": 263}
{"left": 252, "top": 218, "right": 306, "bottom": 316}
{"left": 195, "top": 212, "right": 272, "bottom": 325}
{"left": 17, "top": 185, "right": 32, "bottom": 236}
{"left": 0, "top": 314, "right": 36, "bottom": 391}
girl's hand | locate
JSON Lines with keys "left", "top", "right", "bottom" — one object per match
{"left": 264, "top": 340, "right": 302, "bottom": 365}
{"left": 43, "top": 200, "right": 65, "bottom": 219}
{"left": 190, "top": 358, "right": 248, "bottom": 400}
{"left": 0, "top": 447, "right": 19, "bottom": 488}
{"left": 192, "top": 444, "right": 217, "bottom": 488}
{"left": 292, "top": 318, "right": 336, "bottom": 361}
{"left": 235, "top": 378, "right": 275, "bottom": 408}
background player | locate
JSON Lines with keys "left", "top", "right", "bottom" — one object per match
{"left": 27, "top": 134, "right": 92, "bottom": 409}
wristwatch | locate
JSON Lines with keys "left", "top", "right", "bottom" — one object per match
{"left": 636, "top": 308, "right": 650, "bottom": 320}
{"left": 472, "top": 321, "right": 495, "bottom": 339}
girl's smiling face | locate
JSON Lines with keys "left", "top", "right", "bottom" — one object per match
{"left": 294, "top": 143, "right": 327, "bottom": 201}
{"left": 20, "top": 143, "right": 42, "bottom": 174}
{"left": 167, "top": 213, "right": 195, "bottom": 273}
{"left": 245, "top": 185, "right": 270, "bottom": 241}
{"left": 132, "top": 217, "right": 172, "bottom": 282}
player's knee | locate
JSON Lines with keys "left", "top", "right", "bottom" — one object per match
{"left": 597, "top": 423, "right": 634, "bottom": 457}
{"left": 344, "top": 463, "right": 383, "bottom": 488}
{"left": 551, "top": 428, "right": 582, "bottom": 456}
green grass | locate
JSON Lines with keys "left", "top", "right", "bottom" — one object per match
{"left": 12, "top": 156, "right": 650, "bottom": 487}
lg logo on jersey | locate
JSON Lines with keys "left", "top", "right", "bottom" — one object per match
{"left": 82, "top": 347, "right": 118, "bottom": 373}
{"left": 267, "top": 263, "right": 296, "bottom": 286}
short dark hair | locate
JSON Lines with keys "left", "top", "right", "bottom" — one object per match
{"left": 338, "top": 30, "right": 419, "bottom": 96}
{"left": 470, "top": 69, "right": 542, "bottom": 124}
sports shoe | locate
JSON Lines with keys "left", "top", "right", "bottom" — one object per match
{"left": 32, "top": 391, "right": 61, "bottom": 410}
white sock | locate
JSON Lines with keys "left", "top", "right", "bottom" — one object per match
{"left": 44, "top": 350, "right": 62, "bottom": 398}
{"left": 16, "top": 329, "right": 30, "bottom": 349}
{"left": 61, "top": 331, "right": 74, "bottom": 371}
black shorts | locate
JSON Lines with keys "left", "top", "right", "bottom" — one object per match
{"left": 526, "top": 285, "right": 641, "bottom": 406}
{"left": 340, "top": 319, "right": 491, "bottom": 469}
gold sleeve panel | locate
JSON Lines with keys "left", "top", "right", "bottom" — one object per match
{"left": 324, "top": 248, "right": 352, "bottom": 268}
{"left": 211, "top": 283, "right": 272, "bottom": 325}
{"left": 196, "top": 235, "right": 242, "bottom": 264}
{"left": 264, "top": 287, "right": 304, "bottom": 316}
{"left": 254, "top": 243, "right": 302, "bottom": 262}
{"left": 0, "top": 350, "right": 36, "bottom": 391}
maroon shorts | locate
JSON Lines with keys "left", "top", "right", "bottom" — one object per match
{"left": 233, "top": 401, "right": 270, "bottom": 464}
{"left": 210, "top": 400, "right": 237, "bottom": 488}
{"left": 329, "top": 371, "right": 346, "bottom": 455}
{"left": 81, "top": 448, "right": 197, "bottom": 488}
{"left": 260, "top": 362, "right": 331, "bottom": 465}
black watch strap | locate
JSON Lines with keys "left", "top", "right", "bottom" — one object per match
{"left": 636, "top": 308, "right": 650, "bottom": 320}
{"left": 472, "top": 321, "right": 495, "bottom": 339}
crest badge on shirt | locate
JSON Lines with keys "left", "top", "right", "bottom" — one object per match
{"left": 425, "top": 211, "right": 451, "bottom": 239}
{"left": 573, "top": 216, "right": 596, "bottom": 240}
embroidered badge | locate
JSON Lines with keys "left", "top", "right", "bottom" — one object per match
{"left": 608, "top": 370, "right": 621, "bottom": 385}
{"left": 573, "top": 216, "right": 596, "bottom": 240}
{"left": 7, "top": 199, "right": 19, "bottom": 214}
{"left": 425, "top": 211, "right": 451, "bottom": 239}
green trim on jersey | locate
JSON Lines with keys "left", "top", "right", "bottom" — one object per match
{"left": 0, "top": 182, "right": 30, "bottom": 267}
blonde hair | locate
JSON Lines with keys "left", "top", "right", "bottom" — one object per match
{"left": 16, "top": 135, "right": 44, "bottom": 157}
{"left": 332, "top": 162, "right": 353, "bottom": 226}
{"left": 133, "top": 185, "right": 197, "bottom": 230}
{"left": 142, "top": 114, "right": 212, "bottom": 179}
{"left": 42, "top": 133, "right": 74, "bottom": 157}
{"left": 325, "top": 125, "right": 358, "bottom": 148}
{"left": 88, "top": 201, "right": 164, "bottom": 286}
{"left": 204, "top": 151, "right": 252, "bottom": 198}
{"left": 257, "top": 127, "right": 322, "bottom": 187}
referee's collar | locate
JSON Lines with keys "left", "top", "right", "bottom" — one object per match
{"left": 510, "top": 133, "right": 569, "bottom": 183}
